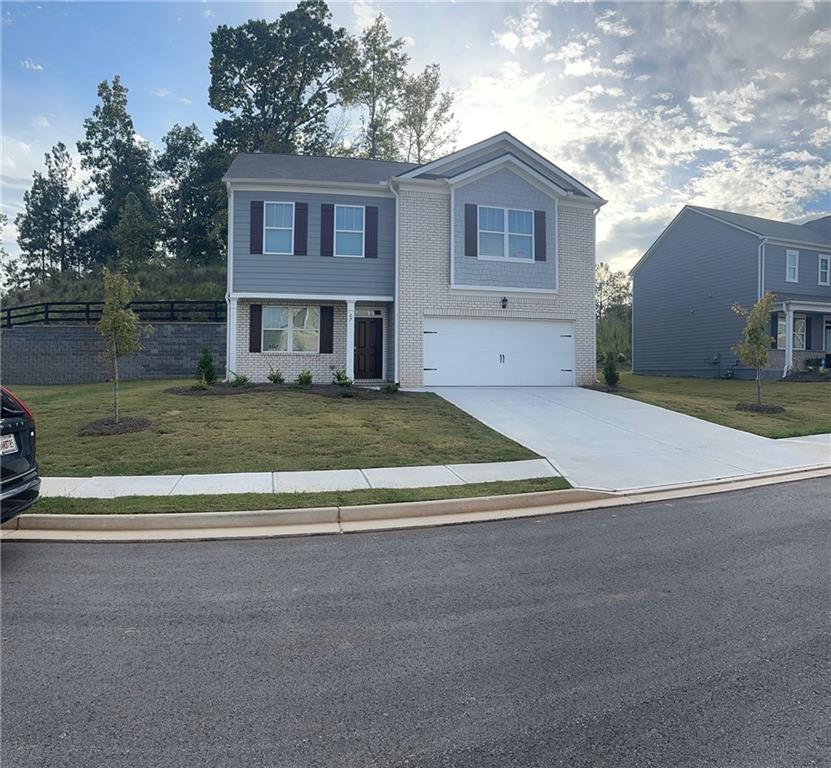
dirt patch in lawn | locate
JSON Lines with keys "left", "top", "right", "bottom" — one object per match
{"left": 735, "top": 403, "right": 786, "bottom": 414}
{"left": 165, "top": 382, "right": 399, "bottom": 400}
{"left": 78, "top": 416, "right": 152, "bottom": 436}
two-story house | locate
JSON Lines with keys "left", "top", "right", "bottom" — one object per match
{"left": 630, "top": 206, "right": 831, "bottom": 378}
{"left": 222, "top": 132, "right": 605, "bottom": 388}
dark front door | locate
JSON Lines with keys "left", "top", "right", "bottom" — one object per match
{"left": 355, "top": 318, "right": 383, "bottom": 379}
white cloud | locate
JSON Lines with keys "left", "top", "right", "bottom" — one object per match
{"left": 20, "top": 58, "right": 43, "bottom": 71}
{"left": 178, "top": 97, "right": 193, "bottom": 106}
{"left": 403, "top": 35, "right": 415, "bottom": 47}
{"left": 809, "top": 28, "right": 831, "bottom": 45}
{"left": 689, "top": 82, "right": 764, "bottom": 134}
{"left": 352, "top": 0, "right": 380, "bottom": 31}
{"left": 494, "top": 6, "right": 551, "bottom": 53}
{"left": 595, "top": 10, "right": 634, "bottom": 38}
{"left": 544, "top": 36, "right": 621, "bottom": 78}
{"left": 32, "top": 115, "right": 50, "bottom": 128}
{"left": 152, "top": 87, "right": 173, "bottom": 98}
{"left": 613, "top": 51, "right": 634, "bottom": 66}
{"left": 783, "top": 45, "right": 818, "bottom": 60}
{"left": 203, "top": 8, "right": 214, "bottom": 18}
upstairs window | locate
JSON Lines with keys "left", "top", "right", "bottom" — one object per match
{"left": 786, "top": 250, "right": 799, "bottom": 283}
{"left": 478, "top": 206, "right": 534, "bottom": 261}
{"left": 819, "top": 254, "right": 830, "bottom": 285}
{"left": 335, "top": 205, "right": 364, "bottom": 257}
{"left": 264, "top": 202, "right": 294, "bottom": 255}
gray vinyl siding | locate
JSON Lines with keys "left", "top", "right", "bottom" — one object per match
{"left": 632, "top": 209, "right": 759, "bottom": 377}
{"left": 452, "top": 168, "right": 557, "bottom": 291}
{"left": 763, "top": 243, "right": 831, "bottom": 301}
{"left": 232, "top": 189, "right": 395, "bottom": 296}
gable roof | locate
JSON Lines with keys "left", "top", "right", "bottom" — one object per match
{"left": 801, "top": 214, "right": 831, "bottom": 242}
{"left": 396, "top": 131, "right": 605, "bottom": 204}
{"left": 687, "top": 205, "right": 831, "bottom": 247}
{"left": 223, "top": 153, "right": 418, "bottom": 185}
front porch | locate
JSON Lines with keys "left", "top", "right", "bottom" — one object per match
{"left": 770, "top": 300, "right": 831, "bottom": 377}
{"left": 230, "top": 297, "right": 395, "bottom": 384}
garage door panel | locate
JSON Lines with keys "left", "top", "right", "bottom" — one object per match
{"left": 423, "top": 317, "right": 575, "bottom": 386}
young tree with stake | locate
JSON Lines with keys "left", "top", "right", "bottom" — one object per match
{"left": 731, "top": 291, "right": 776, "bottom": 407}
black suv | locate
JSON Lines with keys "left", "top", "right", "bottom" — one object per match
{"left": 1, "top": 387, "right": 40, "bottom": 523}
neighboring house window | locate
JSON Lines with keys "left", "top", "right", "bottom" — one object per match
{"left": 819, "top": 254, "right": 830, "bottom": 285}
{"left": 478, "top": 206, "right": 534, "bottom": 260}
{"left": 263, "top": 202, "right": 294, "bottom": 254}
{"left": 786, "top": 250, "right": 799, "bottom": 283}
{"left": 262, "top": 306, "right": 320, "bottom": 352}
{"left": 777, "top": 312, "right": 806, "bottom": 351}
{"left": 335, "top": 205, "right": 364, "bottom": 257}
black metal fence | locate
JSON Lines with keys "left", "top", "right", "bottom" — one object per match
{"left": 2, "top": 300, "right": 226, "bottom": 328}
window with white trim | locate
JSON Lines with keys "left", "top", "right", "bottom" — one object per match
{"left": 263, "top": 202, "right": 294, "bottom": 255}
{"left": 777, "top": 312, "right": 806, "bottom": 351}
{"left": 262, "top": 306, "right": 320, "bottom": 352}
{"left": 478, "top": 206, "right": 534, "bottom": 261}
{"left": 819, "top": 254, "right": 830, "bottom": 285}
{"left": 335, "top": 205, "right": 364, "bottom": 257}
{"left": 786, "top": 249, "right": 799, "bottom": 283}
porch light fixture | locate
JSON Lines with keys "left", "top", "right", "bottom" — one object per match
{"left": 501, "top": 297, "right": 508, "bottom": 310}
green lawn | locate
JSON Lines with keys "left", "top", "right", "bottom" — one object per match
{"left": 616, "top": 372, "right": 831, "bottom": 438}
{"left": 30, "top": 477, "right": 570, "bottom": 515}
{"left": 14, "top": 379, "right": 537, "bottom": 476}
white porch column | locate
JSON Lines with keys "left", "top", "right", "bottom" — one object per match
{"left": 345, "top": 299, "right": 356, "bottom": 380}
{"left": 783, "top": 305, "right": 794, "bottom": 377}
{"left": 227, "top": 297, "right": 238, "bottom": 380}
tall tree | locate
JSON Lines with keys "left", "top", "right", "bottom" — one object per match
{"left": 14, "top": 143, "right": 85, "bottom": 282}
{"left": 595, "top": 262, "right": 631, "bottom": 321}
{"left": 77, "top": 76, "right": 155, "bottom": 263}
{"left": 396, "top": 64, "right": 458, "bottom": 163}
{"left": 156, "top": 124, "right": 206, "bottom": 261}
{"left": 350, "top": 15, "right": 409, "bottom": 160}
{"left": 111, "top": 192, "right": 157, "bottom": 266}
{"left": 209, "top": 0, "right": 356, "bottom": 154}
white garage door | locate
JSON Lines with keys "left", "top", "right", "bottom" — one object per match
{"left": 423, "top": 317, "right": 576, "bottom": 386}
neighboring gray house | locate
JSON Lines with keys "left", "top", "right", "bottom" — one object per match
{"left": 222, "top": 132, "right": 605, "bottom": 387}
{"left": 630, "top": 206, "right": 831, "bottom": 378}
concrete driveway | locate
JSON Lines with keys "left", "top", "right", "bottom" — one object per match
{"left": 430, "top": 387, "right": 831, "bottom": 490}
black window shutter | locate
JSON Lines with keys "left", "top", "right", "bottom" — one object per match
{"left": 293, "top": 203, "right": 308, "bottom": 255}
{"left": 250, "top": 201, "right": 263, "bottom": 255}
{"left": 770, "top": 313, "right": 778, "bottom": 349}
{"left": 805, "top": 316, "right": 812, "bottom": 350}
{"left": 365, "top": 206, "right": 378, "bottom": 258}
{"left": 249, "top": 304, "right": 262, "bottom": 353}
{"left": 321, "top": 204, "right": 334, "bottom": 256}
{"left": 319, "top": 306, "right": 334, "bottom": 353}
{"left": 464, "top": 204, "right": 477, "bottom": 257}
{"left": 534, "top": 210, "right": 547, "bottom": 261}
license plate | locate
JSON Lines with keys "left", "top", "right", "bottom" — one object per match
{"left": 0, "top": 434, "right": 18, "bottom": 456}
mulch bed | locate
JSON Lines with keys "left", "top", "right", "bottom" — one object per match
{"left": 165, "top": 383, "right": 399, "bottom": 400}
{"left": 581, "top": 383, "right": 637, "bottom": 394}
{"left": 78, "top": 416, "right": 152, "bottom": 436}
{"left": 782, "top": 372, "right": 831, "bottom": 383}
{"left": 735, "top": 403, "right": 786, "bottom": 414}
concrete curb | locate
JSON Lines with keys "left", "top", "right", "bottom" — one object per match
{"left": 2, "top": 467, "right": 829, "bottom": 543}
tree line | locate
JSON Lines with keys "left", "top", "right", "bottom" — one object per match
{"left": 5, "top": 0, "right": 457, "bottom": 300}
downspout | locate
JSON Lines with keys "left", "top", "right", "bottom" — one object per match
{"left": 225, "top": 182, "right": 234, "bottom": 381}
{"left": 757, "top": 237, "right": 768, "bottom": 300}
{"left": 390, "top": 182, "right": 401, "bottom": 384}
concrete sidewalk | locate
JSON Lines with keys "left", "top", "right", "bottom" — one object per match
{"left": 40, "top": 458, "right": 559, "bottom": 499}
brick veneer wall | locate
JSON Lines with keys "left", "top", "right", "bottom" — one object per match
{"left": 397, "top": 188, "right": 597, "bottom": 387}
{"left": 0, "top": 323, "right": 226, "bottom": 385}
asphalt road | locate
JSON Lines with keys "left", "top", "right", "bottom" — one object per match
{"left": 2, "top": 479, "right": 829, "bottom": 768}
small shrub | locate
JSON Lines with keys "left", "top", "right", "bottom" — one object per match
{"left": 191, "top": 377, "right": 210, "bottom": 391}
{"left": 602, "top": 358, "right": 620, "bottom": 388}
{"left": 332, "top": 369, "right": 353, "bottom": 387}
{"left": 381, "top": 382, "right": 400, "bottom": 394}
{"left": 267, "top": 366, "right": 285, "bottom": 384}
{"left": 229, "top": 372, "right": 250, "bottom": 388}
{"left": 338, "top": 389, "right": 356, "bottom": 398}
{"left": 196, "top": 345, "right": 217, "bottom": 385}
{"left": 616, "top": 351, "right": 626, "bottom": 363}
{"left": 295, "top": 369, "right": 313, "bottom": 386}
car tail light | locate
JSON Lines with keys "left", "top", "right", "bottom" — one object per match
{"left": 3, "top": 388, "right": 34, "bottom": 426}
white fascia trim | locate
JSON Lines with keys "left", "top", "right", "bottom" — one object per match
{"left": 449, "top": 284, "right": 558, "bottom": 295}
{"left": 394, "top": 179, "right": 448, "bottom": 192}
{"left": 448, "top": 155, "right": 569, "bottom": 198}
{"left": 397, "top": 131, "right": 606, "bottom": 204}
{"left": 231, "top": 292, "right": 395, "bottom": 302}
{"left": 772, "top": 300, "right": 831, "bottom": 313}
{"left": 226, "top": 180, "right": 395, "bottom": 198}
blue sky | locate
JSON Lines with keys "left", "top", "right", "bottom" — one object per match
{"left": 2, "top": 1, "right": 830, "bottom": 271}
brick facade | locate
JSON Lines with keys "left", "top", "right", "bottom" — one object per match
{"left": 0, "top": 323, "right": 226, "bottom": 385}
{"left": 397, "top": 189, "right": 597, "bottom": 387}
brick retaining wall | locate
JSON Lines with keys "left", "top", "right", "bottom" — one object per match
{"left": 0, "top": 323, "right": 226, "bottom": 385}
